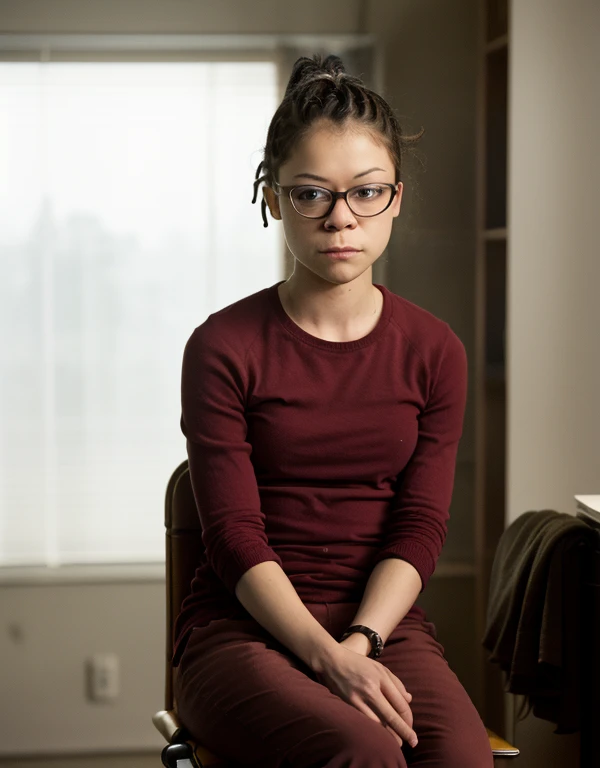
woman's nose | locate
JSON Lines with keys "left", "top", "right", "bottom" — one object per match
{"left": 324, "top": 197, "right": 357, "bottom": 230}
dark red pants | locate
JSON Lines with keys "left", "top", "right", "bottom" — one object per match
{"left": 174, "top": 602, "right": 493, "bottom": 767}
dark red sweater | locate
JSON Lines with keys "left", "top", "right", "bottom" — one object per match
{"left": 171, "top": 280, "right": 468, "bottom": 666}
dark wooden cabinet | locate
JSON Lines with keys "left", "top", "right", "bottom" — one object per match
{"left": 475, "top": 0, "right": 509, "bottom": 735}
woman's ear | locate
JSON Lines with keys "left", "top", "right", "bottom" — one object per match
{"left": 392, "top": 182, "right": 404, "bottom": 218}
{"left": 263, "top": 186, "right": 282, "bottom": 220}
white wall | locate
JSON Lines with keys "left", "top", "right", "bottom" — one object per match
{"left": 507, "top": 0, "right": 600, "bottom": 524}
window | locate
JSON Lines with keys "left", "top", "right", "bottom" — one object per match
{"left": 0, "top": 61, "right": 280, "bottom": 567}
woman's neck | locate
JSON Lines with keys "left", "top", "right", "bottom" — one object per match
{"left": 277, "top": 274, "right": 382, "bottom": 343}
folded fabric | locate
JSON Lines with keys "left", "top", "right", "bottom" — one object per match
{"left": 482, "top": 509, "right": 598, "bottom": 733}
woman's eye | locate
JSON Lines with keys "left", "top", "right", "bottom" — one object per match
{"left": 296, "top": 187, "right": 329, "bottom": 201}
{"left": 352, "top": 185, "right": 384, "bottom": 199}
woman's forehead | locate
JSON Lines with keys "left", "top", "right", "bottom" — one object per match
{"left": 281, "top": 123, "right": 394, "bottom": 181}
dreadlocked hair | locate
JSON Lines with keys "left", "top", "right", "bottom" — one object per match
{"left": 252, "top": 53, "right": 424, "bottom": 227}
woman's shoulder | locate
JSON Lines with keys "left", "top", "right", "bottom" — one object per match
{"left": 184, "top": 283, "right": 275, "bottom": 360}
{"left": 384, "top": 286, "right": 463, "bottom": 359}
{"left": 384, "top": 288, "right": 467, "bottom": 395}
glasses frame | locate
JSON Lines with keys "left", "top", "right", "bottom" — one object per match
{"left": 273, "top": 182, "right": 399, "bottom": 220}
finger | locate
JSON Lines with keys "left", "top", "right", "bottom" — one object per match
{"left": 381, "top": 678, "right": 416, "bottom": 731}
{"left": 372, "top": 688, "right": 418, "bottom": 747}
{"left": 385, "top": 723, "right": 404, "bottom": 749}
{"left": 351, "top": 698, "right": 404, "bottom": 749}
{"left": 382, "top": 682, "right": 414, "bottom": 729}
{"left": 349, "top": 694, "right": 386, "bottom": 726}
{"left": 382, "top": 667, "right": 412, "bottom": 702}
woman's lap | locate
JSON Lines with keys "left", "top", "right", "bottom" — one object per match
{"left": 173, "top": 603, "right": 493, "bottom": 768}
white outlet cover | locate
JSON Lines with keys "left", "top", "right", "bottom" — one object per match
{"left": 85, "top": 653, "right": 120, "bottom": 703}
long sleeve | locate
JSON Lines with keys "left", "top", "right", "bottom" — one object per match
{"left": 180, "top": 322, "right": 283, "bottom": 594}
{"left": 372, "top": 325, "right": 468, "bottom": 590}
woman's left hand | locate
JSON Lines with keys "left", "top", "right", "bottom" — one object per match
{"left": 314, "top": 631, "right": 415, "bottom": 746}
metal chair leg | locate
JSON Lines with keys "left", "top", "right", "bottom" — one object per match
{"left": 161, "top": 741, "right": 201, "bottom": 768}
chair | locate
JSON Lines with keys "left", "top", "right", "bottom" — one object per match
{"left": 153, "top": 460, "right": 519, "bottom": 766}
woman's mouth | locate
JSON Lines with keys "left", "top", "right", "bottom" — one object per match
{"left": 320, "top": 248, "right": 361, "bottom": 260}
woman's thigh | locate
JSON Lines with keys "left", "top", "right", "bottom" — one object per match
{"left": 174, "top": 610, "right": 406, "bottom": 768}
{"left": 378, "top": 615, "right": 494, "bottom": 768}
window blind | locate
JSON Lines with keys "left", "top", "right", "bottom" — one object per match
{"left": 0, "top": 61, "right": 280, "bottom": 566}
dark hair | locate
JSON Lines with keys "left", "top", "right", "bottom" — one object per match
{"left": 252, "top": 53, "right": 424, "bottom": 227}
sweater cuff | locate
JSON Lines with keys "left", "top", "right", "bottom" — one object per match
{"left": 216, "top": 543, "right": 284, "bottom": 594}
{"left": 373, "top": 541, "right": 437, "bottom": 592}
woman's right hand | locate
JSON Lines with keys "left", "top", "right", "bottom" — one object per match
{"left": 315, "top": 645, "right": 418, "bottom": 749}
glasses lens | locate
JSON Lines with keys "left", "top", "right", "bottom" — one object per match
{"left": 290, "top": 186, "right": 333, "bottom": 217}
{"left": 347, "top": 184, "right": 393, "bottom": 216}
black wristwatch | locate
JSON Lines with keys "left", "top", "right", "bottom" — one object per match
{"left": 339, "top": 624, "right": 384, "bottom": 659}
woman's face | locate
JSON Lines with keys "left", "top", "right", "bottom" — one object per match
{"left": 264, "top": 119, "right": 403, "bottom": 287}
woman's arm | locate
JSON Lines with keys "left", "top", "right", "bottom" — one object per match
{"left": 238, "top": 558, "right": 421, "bottom": 662}
{"left": 235, "top": 559, "right": 418, "bottom": 749}
{"left": 182, "top": 324, "right": 285, "bottom": 592}
{"left": 339, "top": 559, "right": 422, "bottom": 657}
{"left": 235, "top": 560, "right": 340, "bottom": 670}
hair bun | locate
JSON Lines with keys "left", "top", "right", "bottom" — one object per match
{"left": 284, "top": 54, "right": 347, "bottom": 98}
{"left": 320, "top": 54, "right": 346, "bottom": 77}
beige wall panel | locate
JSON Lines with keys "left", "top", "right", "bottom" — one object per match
{"left": 0, "top": 583, "right": 166, "bottom": 754}
{"left": 0, "top": 0, "right": 362, "bottom": 35}
{"left": 507, "top": 0, "right": 600, "bottom": 522}
{"left": 0, "top": 754, "right": 158, "bottom": 768}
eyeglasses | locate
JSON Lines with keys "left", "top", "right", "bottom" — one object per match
{"left": 273, "top": 182, "right": 398, "bottom": 219}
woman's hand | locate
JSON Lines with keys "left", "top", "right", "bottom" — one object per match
{"left": 314, "top": 641, "right": 418, "bottom": 749}
{"left": 233, "top": 561, "right": 417, "bottom": 748}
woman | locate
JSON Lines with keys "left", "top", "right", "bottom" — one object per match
{"left": 172, "top": 54, "right": 493, "bottom": 767}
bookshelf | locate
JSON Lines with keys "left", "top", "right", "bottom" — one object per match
{"left": 475, "top": 0, "right": 509, "bottom": 733}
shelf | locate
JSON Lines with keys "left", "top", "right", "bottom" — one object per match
{"left": 483, "top": 228, "right": 507, "bottom": 241}
{"left": 433, "top": 561, "right": 477, "bottom": 578}
{"left": 0, "top": 562, "right": 166, "bottom": 585}
{"left": 485, "top": 34, "right": 508, "bottom": 54}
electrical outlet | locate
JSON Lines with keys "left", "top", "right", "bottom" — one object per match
{"left": 85, "top": 653, "right": 120, "bottom": 702}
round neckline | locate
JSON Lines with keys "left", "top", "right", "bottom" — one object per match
{"left": 269, "top": 280, "right": 392, "bottom": 351}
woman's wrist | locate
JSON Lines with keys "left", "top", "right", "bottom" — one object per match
{"left": 307, "top": 635, "right": 343, "bottom": 673}
{"left": 339, "top": 631, "right": 372, "bottom": 657}
{"left": 309, "top": 629, "right": 371, "bottom": 674}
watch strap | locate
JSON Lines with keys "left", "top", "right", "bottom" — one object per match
{"left": 339, "top": 624, "right": 383, "bottom": 659}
